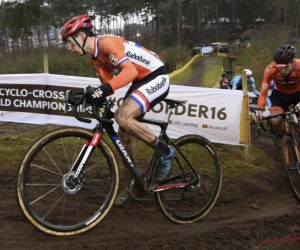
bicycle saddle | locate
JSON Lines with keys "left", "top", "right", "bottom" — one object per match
{"left": 164, "top": 99, "right": 188, "bottom": 105}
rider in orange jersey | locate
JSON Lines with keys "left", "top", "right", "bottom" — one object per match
{"left": 258, "top": 45, "right": 300, "bottom": 137}
{"left": 61, "top": 14, "right": 175, "bottom": 205}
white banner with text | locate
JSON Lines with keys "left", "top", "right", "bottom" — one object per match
{"left": 0, "top": 74, "right": 243, "bottom": 145}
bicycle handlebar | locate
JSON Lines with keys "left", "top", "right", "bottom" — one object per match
{"left": 64, "top": 89, "right": 114, "bottom": 125}
{"left": 262, "top": 110, "right": 297, "bottom": 120}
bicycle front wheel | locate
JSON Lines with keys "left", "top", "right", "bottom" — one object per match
{"left": 155, "top": 134, "right": 222, "bottom": 223}
{"left": 16, "top": 127, "right": 119, "bottom": 236}
{"left": 250, "top": 109, "right": 260, "bottom": 139}
{"left": 281, "top": 134, "right": 300, "bottom": 203}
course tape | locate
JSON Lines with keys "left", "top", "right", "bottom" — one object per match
{"left": 169, "top": 54, "right": 201, "bottom": 79}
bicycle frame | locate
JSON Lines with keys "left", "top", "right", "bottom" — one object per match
{"left": 65, "top": 90, "right": 197, "bottom": 193}
{"left": 263, "top": 108, "right": 300, "bottom": 162}
{"left": 283, "top": 116, "right": 300, "bottom": 163}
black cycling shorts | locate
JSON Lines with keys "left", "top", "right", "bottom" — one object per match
{"left": 270, "top": 89, "right": 300, "bottom": 111}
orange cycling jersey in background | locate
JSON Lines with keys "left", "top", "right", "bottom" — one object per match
{"left": 258, "top": 59, "right": 300, "bottom": 109}
{"left": 92, "top": 36, "right": 164, "bottom": 92}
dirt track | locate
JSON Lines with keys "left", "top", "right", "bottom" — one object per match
{"left": 1, "top": 58, "right": 300, "bottom": 249}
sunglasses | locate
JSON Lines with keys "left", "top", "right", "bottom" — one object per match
{"left": 275, "top": 63, "right": 291, "bottom": 68}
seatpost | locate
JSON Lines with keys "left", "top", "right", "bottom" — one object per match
{"left": 164, "top": 103, "right": 175, "bottom": 123}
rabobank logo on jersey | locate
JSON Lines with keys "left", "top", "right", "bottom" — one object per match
{"left": 146, "top": 77, "right": 167, "bottom": 95}
{"left": 126, "top": 51, "right": 151, "bottom": 66}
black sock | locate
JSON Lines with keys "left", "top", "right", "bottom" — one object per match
{"left": 152, "top": 137, "right": 169, "bottom": 156}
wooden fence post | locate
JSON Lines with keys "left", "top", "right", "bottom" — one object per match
{"left": 241, "top": 70, "right": 251, "bottom": 160}
{"left": 43, "top": 54, "right": 49, "bottom": 73}
{"left": 43, "top": 54, "right": 54, "bottom": 131}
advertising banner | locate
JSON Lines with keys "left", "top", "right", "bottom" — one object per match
{"left": 0, "top": 74, "right": 243, "bottom": 145}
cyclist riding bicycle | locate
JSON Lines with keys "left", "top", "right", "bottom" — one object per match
{"left": 219, "top": 73, "right": 230, "bottom": 89}
{"left": 230, "top": 69, "right": 259, "bottom": 94}
{"left": 258, "top": 45, "right": 300, "bottom": 138}
{"left": 61, "top": 14, "right": 175, "bottom": 205}
{"left": 230, "top": 69, "right": 273, "bottom": 109}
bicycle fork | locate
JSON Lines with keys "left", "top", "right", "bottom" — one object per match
{"left": 70, "top": 132, "right": 103, "bottom": 179}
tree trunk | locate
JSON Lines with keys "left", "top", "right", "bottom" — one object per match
{"left": 284, "top": 0, "right": 287, "bottom": 30}
{"left": 232, "top": 0, "right": 236, "bottom": 21}
{"left": 177, "top": 0, "right": 183, "bottom": 56}
{"left": 215, "top": 2, "right": 219, "bottom": 42}
{"left": 196, "top": 0, "right": 201, "bottom": 43}
{"left": 296, "top": 0, "right": 300, "bottom": 38}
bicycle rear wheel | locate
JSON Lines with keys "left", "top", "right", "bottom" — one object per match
{"left": 16, "top": 127, "right": 119, "bottom": 235}
{"left": 281, "top": 133, "right": 300, "bottom": 203}
{"left": 154, "top": 134, "right": 222, "bottom": 223}
{"left": 249, "top": 109, "right": 261, "bottom": 139}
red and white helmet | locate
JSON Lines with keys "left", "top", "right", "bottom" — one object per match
{"left": 61, "top": 14, "right": 93, "bottom": 41}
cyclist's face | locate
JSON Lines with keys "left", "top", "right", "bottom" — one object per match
{"left": 276, "top": 62, "right": 293, "bottom": 76}
{"left": 66, "top": 35, "right": 84, "bottom": 56}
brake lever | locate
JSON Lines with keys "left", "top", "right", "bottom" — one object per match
{"left": 82, "top": 86, "right": 89, "bottom": 110}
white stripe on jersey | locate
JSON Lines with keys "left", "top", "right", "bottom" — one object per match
{"left": 118, "top": 56, "right": 129, "bottom": 66}
{"left": 94, "top": 38, "right": 99, "bottom": 57}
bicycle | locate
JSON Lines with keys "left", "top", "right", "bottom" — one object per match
{"left": 249, "top": 107, "right": 261, "bottom": 139}
{"left": 262, "top": 104, "right": 300, "bottom": 202}
{"left": 15, "top": 88, "right": 223, "bottom": 236}
{"left": 249, "top": 106, "right": 281, "bottom": 147}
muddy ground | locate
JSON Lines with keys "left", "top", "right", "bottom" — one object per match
{"left": 1, "top": 57, "right": 300, "bottom": 250}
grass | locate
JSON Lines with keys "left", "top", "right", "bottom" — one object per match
{"left": 0, "top": 122, "right": 279, "bottom": 180}
{"left": 214, "top": 143, "right": 279, "bottom": 177}
{"left": 201, "top": 56, "right": 223, "bottom": 88}
{"left": 170, "top": 55, "right": 223, "bottom": 88}
{"left": 169, "top": 57, "right": 200, "bottom": 85}
{"left": 0, "top": 126, "right": 49, "bottom": 167}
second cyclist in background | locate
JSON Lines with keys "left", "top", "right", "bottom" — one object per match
{"left": 230, "top": 69, "right": 259, "bottom": 95}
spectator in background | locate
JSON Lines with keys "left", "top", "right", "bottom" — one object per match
{"left": 219, "top": 73, "right": 230, "bottom": 89}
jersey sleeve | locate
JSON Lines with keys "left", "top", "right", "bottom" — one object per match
{"left": 230, "top": 76, "right": 241, "bottom": 90}
{"left": 257, "top": 64, "right": 274, "bottom": 109}
{"left": 100, "top": 37, "right": 138, "bottom": 91}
